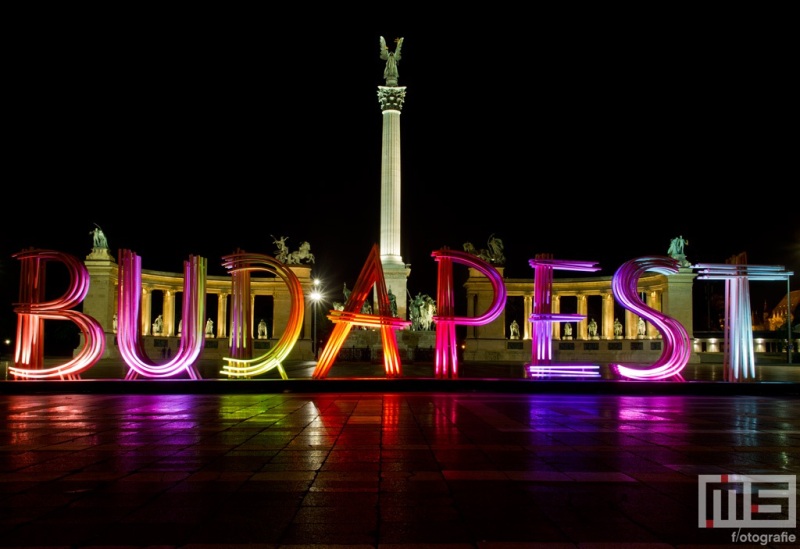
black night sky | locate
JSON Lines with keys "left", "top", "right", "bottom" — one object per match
{"left": 2, "top": 14, "right": 797, "bottom": 351}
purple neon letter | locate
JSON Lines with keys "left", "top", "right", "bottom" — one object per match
{"left": 611, "top": 256, "right": 690, "bottom": 380}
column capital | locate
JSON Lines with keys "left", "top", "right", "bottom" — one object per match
{"left": 378, "top": 86, "right": 406, "bottom": 112}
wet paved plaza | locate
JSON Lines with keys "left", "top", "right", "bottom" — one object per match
{"left": 0, "top": 361, "right": 798, "bottom": 548}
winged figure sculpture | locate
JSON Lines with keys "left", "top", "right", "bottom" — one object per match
{"left": 379, "top": 36, "right": 403, "bottom": 86}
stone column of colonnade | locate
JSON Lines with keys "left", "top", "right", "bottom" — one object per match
{"left": 524, "top": 295, "right": 533, "bottom": 339}
{"left": 215, "top": 294, "right": 228, "bottom": 338}
{"left": 576, "top": 295, "right": 588, "bottom": 339}
{"left": 164, "top": 290, "right": 176, "bottom": 337}
{"left": 625, "top": 308, "right": 637, "bottom": 339}
{"left": 549, "top": 295, "right": 559, "bottom": 339}
{"left": 250, "top": 293, "right": 257, "bottom": 336}
{"left": 602, "top": 292, "right": 614, "bottom": 339}
{"left": 646, "top": 290, "right": 660, "bottom": 339}
{"left": 141, "top": 287, "right": 152, "bottom": 336}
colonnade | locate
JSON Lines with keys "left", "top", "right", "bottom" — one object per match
{"left": 83, "top": 253, "right": 313, "bottom": 347}
{"left": 516, "top": 289, "right": 663, "bottom": 340}
{"left": 138, "top": 288, "right": 231, "bottom": 339}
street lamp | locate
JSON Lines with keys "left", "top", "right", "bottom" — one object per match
{"left": 3, "top": 338, "right": 11, "bottom": 380}
{"left": 787, "top": 276, "right": 793, "bottom": 364}
{"left": 310, "top": 278, "right": 322, "bottom": 360}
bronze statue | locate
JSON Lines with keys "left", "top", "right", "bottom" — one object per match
{"left": 90, "top": 224, "right": 108, "bottom": 249}
{"left": 379, "top": 36, "right": 403, "bottom": 86}
{"left": 667, "top": 235, "right": 690, "bottom": 267}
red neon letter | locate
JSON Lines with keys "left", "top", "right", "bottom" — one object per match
{"left": 313, "top": 245, "right": 410, "bottom": 379}
{"left": 10, "top": 249, "right": 105, "bottom": 380}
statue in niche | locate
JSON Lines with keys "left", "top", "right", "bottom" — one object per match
{"left": 587, "top": 318, "right": 598, "bottom": 338}
{"left": 614, "top": 318, "right": 623, "bottom": 338}
{"left": 379, "top": 36, "right": 403, "bottom": 86}
{"left": 509, "top": 320, "right": 520, "bottom": 339}
{"left": 637, "top": 317, "right": 646, "bottom": 337}
{"left": 563, "top": 322, "right": 573, "bottom": 339}
{"left": 205, "top": 318, "right": 214, "bottom": 337}
{"left": 258, "top": 319, "right": 268, "bottom": 339}
{"left": 152, "top": 315, "right": 163, "bottom": 335}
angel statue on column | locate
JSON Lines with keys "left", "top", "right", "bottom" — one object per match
{"left": 380, "top": 36, "right": 404, "bottom": 86}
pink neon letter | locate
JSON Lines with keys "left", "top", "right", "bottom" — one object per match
{"left": 611, "top": 256, "right": 690, "bottom": 380}
{"left": 526, "top": 255, "right": 602, "bottom": 378}
{"left": 117, "top": 250, "right": 207, "bottom": 379}
{"left": 432, "top": 249, "right": 507, "bottom": 379}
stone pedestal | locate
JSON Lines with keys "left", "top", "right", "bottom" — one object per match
{"left": 382, "top": 262, "right": 410, "bottom": 321}
{"left": 663, "top": 267, "right": 696, "bottom": 337}
{"left": 83, "top": 248, "right": 118, "bottom": 359}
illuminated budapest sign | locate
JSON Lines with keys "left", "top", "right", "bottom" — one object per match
{"left": 9, "top": 243, "right": 760, "bottom": 382}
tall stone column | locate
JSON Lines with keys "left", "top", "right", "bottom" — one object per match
{"left": 377, "top": 39, "right": 409, "bottom": 322}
